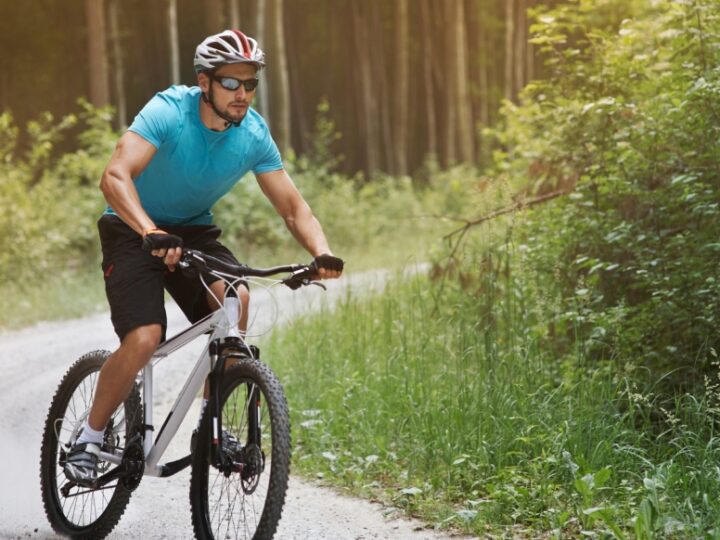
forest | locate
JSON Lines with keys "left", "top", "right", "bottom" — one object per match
{"left": 2, "top": 0, "right": 720, "bottom": 537}
{"left": 0, "top": 0, "right": 545, "bottom": 175}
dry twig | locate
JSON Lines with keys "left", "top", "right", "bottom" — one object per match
{"left": 443, "top": 189, "right": 569, "bottom": 258}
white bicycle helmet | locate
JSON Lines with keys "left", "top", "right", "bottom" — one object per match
{"left": 194, "top": 29, "right": 265, "bottom": 73}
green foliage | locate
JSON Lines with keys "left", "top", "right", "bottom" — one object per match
{"left": 214, "top": 163, "right": 485, "bottom": 270}
{"left": 490, "top": 0, "right": 720, "bottom": 382}
{"left": 0, "top": 103, "right": 115, "bottom": 285}
{"left": 214, "top": 99, "right": 488, "bottom": 269}
{"left": 266, "top": 245, "right": 720, "bottom": 538}
{"left": 259, "top": 2, "right": 720, "bottom": 536}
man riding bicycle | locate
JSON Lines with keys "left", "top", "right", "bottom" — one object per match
{"left": 64, "top": 29, "right": 343, "bottom": 487}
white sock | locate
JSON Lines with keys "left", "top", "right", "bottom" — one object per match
{"left": 77, "top": 419, "right": 105, "bottom": 446}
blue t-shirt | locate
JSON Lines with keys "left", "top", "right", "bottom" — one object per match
{"left": 105, "top": 85, "right": 283, "bottom": 226}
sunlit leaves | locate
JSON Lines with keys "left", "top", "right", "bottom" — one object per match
{"left": 495, "top": 0, "right": 720, "bottom": 377}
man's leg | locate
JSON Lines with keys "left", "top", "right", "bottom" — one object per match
{"left": 64, "top": 324, "right": 162, "bottom": 486}
{"left": 88, "top": 323, "right": 163, "bottom": 431}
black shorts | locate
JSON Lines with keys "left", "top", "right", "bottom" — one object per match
{"left": 98, "top": 214, "right": 244, "bottom": 342}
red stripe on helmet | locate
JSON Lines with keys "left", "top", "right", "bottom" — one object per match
{"left": 233, "top": 29, "right": 251, "bottom": 59}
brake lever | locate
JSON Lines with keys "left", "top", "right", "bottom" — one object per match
{"left": 308, "top": 280, "right": 327, "bottom": 290}
{"left": 282, "top": 276, "right": 327, "bottom": 291}
{"left": 186, "top": 251, "right": 210, "bottom": 271}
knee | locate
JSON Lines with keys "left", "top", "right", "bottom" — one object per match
{"left": 121, "top": 325, "right": 162, "bottom": 365}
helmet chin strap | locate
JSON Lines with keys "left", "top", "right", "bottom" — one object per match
{"left": 202, "top": 85, "right": 244, "bottom": 128}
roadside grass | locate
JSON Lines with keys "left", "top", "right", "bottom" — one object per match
{"left": 0, "top": 266, "right": 107, "bottom": 329}
{"left": 265, "top": 253, "right": 720, "bottom": 538}
{"left": 0, "top": 209, "right": 439, "bottom": 330}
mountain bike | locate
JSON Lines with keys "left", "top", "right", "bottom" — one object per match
{"left": 40, "top": 249, "right": 326, "bottom": 539}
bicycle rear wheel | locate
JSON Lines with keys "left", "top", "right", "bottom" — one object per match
{"left": 39, "top": 350, "right": 142, "bottom": 539}
{"left": 190, "top": 357, "right": 291, "bottom": 540}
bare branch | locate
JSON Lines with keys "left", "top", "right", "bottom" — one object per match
{"left": 443, "top": 189, "right": 569, "bottom": 241}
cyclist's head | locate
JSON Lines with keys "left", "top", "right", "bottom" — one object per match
{"left": 194, "top": 29, "right": 265, "bottom": 74}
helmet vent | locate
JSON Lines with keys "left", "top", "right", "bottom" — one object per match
{"left": 193, "top": 29, "right": 265, "bottom": 73}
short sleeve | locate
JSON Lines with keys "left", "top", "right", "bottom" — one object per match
{"left": 127, "top": 91, "right": 180, "bottom": 149}
{"left": 251, "top": 131, "right": 283, "bottom": 174}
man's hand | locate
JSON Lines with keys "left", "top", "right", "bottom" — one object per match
{"left": 312, "top": 254, "right": 344, "bottom": 279}
{"left": 142, "top": 229, "right": 183, "bottom": 270}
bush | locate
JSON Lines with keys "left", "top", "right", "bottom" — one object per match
{"left": 0, "top": 102, "right": 115, "bottom": 284}
{"left": 485, "top": 0, "right": 720, "bottom": 384}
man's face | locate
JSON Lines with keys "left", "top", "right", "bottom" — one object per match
{"left": 200, "top": 62, "right": 258, "bottom": 124}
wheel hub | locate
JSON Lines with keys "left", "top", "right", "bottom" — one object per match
{"left": 240, "top": 444, "right": 263, "bottom": 493}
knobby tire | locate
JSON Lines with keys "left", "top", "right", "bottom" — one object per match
{"left": 190, "top": 357, "right": 291, "bottom": 540}
{"left": 39, "top": 350, "right": 142, "bottom": 539}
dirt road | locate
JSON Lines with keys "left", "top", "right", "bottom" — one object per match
{"left": 0, "top": 269, "right": 468, "bottom": 539}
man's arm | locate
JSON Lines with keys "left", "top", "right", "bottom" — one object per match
{"left": 256, "top": 169, "right": 341, "bottom": 279}
{"left": 100, "top": 131, "right": 182, "bottom": 267}
{"left": 100, "top": 131, "right": 157, "bottom": 234}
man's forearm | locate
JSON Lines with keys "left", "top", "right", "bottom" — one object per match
{"left": 284, "top": 204, "right": 332, "bottom": 257}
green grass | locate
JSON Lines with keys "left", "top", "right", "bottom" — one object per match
{"left": 0, "top": 266, "right": 107, "bottom": 329}
{"left": 0, "top": 227, "right": 436, "bottom": 332}
{"left": 264, "top": 262, "right": 720, "bottom": 538}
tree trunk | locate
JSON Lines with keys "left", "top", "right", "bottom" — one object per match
{"left": 371, "top": 2, "right": 394, "bottom": 173}
{"left": 420, "top": 0, "right": 437, "bottom": 161}
{"left": 229, "top": 0, "right": 241, "bottom": 29}
{"left": 284, "top": 15, "right": 308, "bottom": 155}
{"left": 454, "top": 0, "right": 474, "bottom": 163}
{"left": 206, "top": 0, "right": 224, "bottom": 32}
{"left": 167, "top": 0, "right": 180, "bottom": 85}
{"left": 467, "top": 0, "right": 489, "bottom": 162}
{"left": 526, "top": 0, "right": 535, "bottom": 84}
{"left": 504, "top": 0, "right": 515, "bottom": 102}
{"left": 442, "top": 0, "right": 457, "bottom": 166}
{"left": 477, "top": 1, "right": 490, "bottom": 163}
{"left": 270, "top": 0, "right": 291, "bottom": 152}
{"left": 393, "top": 0, "right": 409, "bottom": 175}
{"left": 85, "top": 0, "right": 110, "bottom": 107}
{"left": 351, "top": 1, "right": 380, "bottom": 176}
{"left": 514, "top": 0, "right": 526, "bottom": 97}
{"left": 108, "top": 0, "right": 127, "bottom": 127}
{"left": 256, "top": 0, "right": 270, "bottom": 122}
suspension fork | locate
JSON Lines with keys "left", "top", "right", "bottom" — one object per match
{"left": 207, "top": 338, "right": 229, "bottom": 465}
{"left": 247, "top": 383, "right": 261, "bottom": 448}
{"left": 207, "top": 336, "right": 254, "bottom": 465}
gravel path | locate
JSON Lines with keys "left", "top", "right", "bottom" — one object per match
{"left": 0, "top": 268, "right": 472, "bottom": 539}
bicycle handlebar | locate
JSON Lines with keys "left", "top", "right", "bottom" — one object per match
{"left": 179, "top": 249, "right": 322, "bottom": 290}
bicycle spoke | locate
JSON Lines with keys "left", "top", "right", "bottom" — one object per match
{"left": 41, "top": 352, "right": 141, "bottom": 539}
{"left": 204, "top": 379, "right": 269, "bottom": 538}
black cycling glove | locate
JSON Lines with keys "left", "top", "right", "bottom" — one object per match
{"left": 141, "top": 229, "right": 184, "bottom": 252}
{"left": 312, "top": 254, "right": 344, "bottom": 273}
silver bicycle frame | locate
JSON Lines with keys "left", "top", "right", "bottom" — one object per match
{"left": 98, "top": 294, "right": 243, "bottom": 477}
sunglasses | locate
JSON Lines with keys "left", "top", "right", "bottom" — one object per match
{"left": 210, "top": 74, "right": 259, "bottom": 92}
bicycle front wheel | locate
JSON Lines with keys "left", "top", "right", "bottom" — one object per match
{"left": 190, "top": 357, "right": 291, "bottom": 540}
{"left": 39, "top": 350, "right": 143, "bottom": 539}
